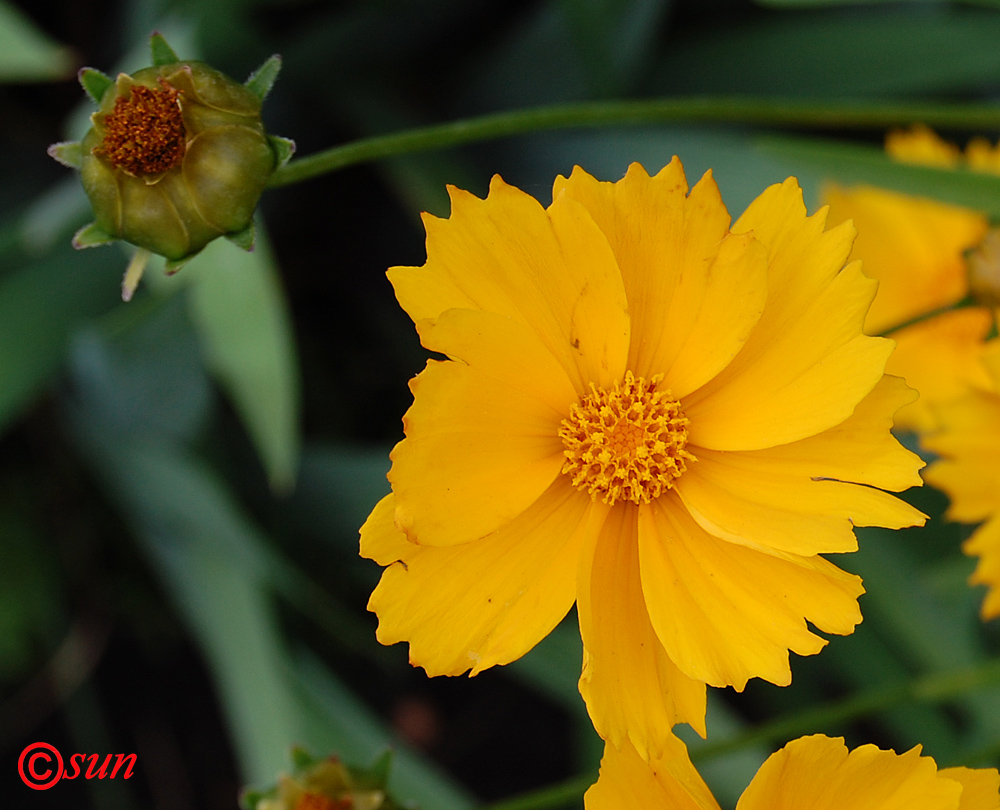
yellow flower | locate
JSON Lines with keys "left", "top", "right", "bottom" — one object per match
{"left": 360, "top": 160, "right": 925, "bottom": 758}
{"left": 923, "top": 343, "right": 1000, "bottom": 619}
{"left": 823, "top": 126, "right": 994, "bottom": 433}
{"left": 585, "top": 733, "right": 1000, "bottom": 810}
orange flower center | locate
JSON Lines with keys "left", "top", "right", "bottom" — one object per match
{"left": 96, "top": 81, "right": 186, "bottom": 176}
{"left": 295, "top": 793, "right": 353, "bottom": 810}
{"left": 559, "top": 372, "right": 694, "bottom": 505}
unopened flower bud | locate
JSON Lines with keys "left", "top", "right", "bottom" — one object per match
{"left": 48, "top": 33, "right": 294, "bottom": 299}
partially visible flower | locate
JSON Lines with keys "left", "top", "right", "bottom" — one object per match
{"left": 923, "top": 343, "right": 1000, "bottom": 619}
{"left": 823, "top": 126, "right": 995, "bottom": 433}
{"left": 48, "top": 33, "right": 294, "bottom": 300}
{"left": 585, "top": 733, "right": 1000, "bottom": 810}
{"left": 361, "top": 160, "right": 925, "bottom": 759}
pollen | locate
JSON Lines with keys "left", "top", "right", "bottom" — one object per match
{"left": 96, "top": 81, "right": 186, "bottom": 176}
{"left": 559, "top": 371, "right": 694, "bottom": 505}
{"left": 294, "top": 793, "right": 352, "bottom": 810}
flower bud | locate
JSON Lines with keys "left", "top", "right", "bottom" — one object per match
{"left": 48, "top": 33, "right": 294, "bottom": 299}
{"left": 241, "top": 749, "right": 398, "bottom": 810}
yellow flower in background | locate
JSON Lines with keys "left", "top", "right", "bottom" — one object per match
{"left": 360, "top": 160, "right": 925, "bottom": 759}
{"left": 823, "top": 126, "right": 994, "bottom": 433}
{"left": 585, "top": 733, "right": 1000, "bottom": 810}
{"left": 923, "top": 344, "right": 1000, "bottom": 619}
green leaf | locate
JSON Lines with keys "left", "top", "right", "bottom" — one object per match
{"left": 149, "top": 32, "right": 180, "bottom": 66}
{"left": 0, "top": 0, "right": 72, "bottom": 82}
{"left": 186, "top": 227, "right": 300, "bottom": 491}
{"left": 245, "top": 54, "right": 282, "bottom": 101}
{"left": 78, "top": 67, "right": 113, "bottom": 104}
{"left": 0, "top": 242, "right": 120, "bottom": 435}
{"left": 649, "top": 8, "right": 1000, "bottom": 97}
{"left": 757, "top": 133, "right": 1000, "bottom": 216}
{"left": 46, "top": 141, "right": 83, "bottom": 170}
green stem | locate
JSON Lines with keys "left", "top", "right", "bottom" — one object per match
{"left": 477, "top": 772, "right": 597, "bottom": 810}
{"left": 268, "top": 97, "right": 1000, "bottom": 188}
{"left": 876, "top": 294, "right": 979, "bottom": 337}
{"left": 691, "top": 658, "right": 1000, "bottom": 764}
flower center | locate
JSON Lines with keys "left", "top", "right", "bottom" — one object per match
{"left": 559, "top": 372, "right": 694, "bottom": 505}
{"left": 96, "top": 81, "right": 186, "bottom": 176}
{"left": 295, "top": 793, "right": 352, "bottom": 810}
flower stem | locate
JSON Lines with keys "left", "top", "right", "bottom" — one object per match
{"left": 267, "top": 97, "right": 1000, "bottom": 188}
{"left": 477, "top": 772, "right": 597, "bottom": 810}
{"left": 876, "top": 294, "right": 978, "bottom": 337}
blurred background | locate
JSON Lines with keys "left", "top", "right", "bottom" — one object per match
{"left": 4, "top": 0, "right": 1000, "bottom": 808}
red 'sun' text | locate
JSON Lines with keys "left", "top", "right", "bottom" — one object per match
{"left": 18, "top": 742, "right": 137, "bottom": 790}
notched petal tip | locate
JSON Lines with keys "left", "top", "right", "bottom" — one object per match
{"left": 245, "top": 54, "right": 282, "bottom": 101}
{"left": 149, "top": 32, "right": 181, "bottom": 66}
{"left": 47, "top": 141, "right": 83, "bottom": 169}
{"left": 78, "top": 67, "right": 114, "bottom": 104}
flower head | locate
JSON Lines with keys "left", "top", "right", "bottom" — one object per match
{"left": 48, "top": 33, "right": 294, "bottom": 299}
{"left": 361, "top": 160, "right": 925, "bottom": 758}
{"left": 823, "top": 126, "right": 996, "bottom": 433}
{"left": 585, "top": 733, "right": 1000, "bottom": 810}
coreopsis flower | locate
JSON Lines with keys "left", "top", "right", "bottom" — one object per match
{"left": 360, "top": 160, "right": 925, "bottom": 759}
{"left": 923, "top": 343, "right": 1000, "bottom": 619}
{"left": 823, "top": 126, "right": 995, "bottom": 433}
{"left": 585, "top": 733, "right": 1000, "bottom": 810}
{"left": 48, "top": 33, "right": 294, "bottom": 300}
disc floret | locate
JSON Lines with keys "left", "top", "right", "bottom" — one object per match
{"left": 559, "top": 371, "right": 695, "bottom": 505}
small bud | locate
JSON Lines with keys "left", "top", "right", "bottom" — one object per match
{"left": 49, "top": 34, "right": 294, "bottom": 299}
{"left": 968, "top": 228, "right": 1000, "bottom": 308}
{"left": 241, "top": 749, "right": 399, "bottom": 810}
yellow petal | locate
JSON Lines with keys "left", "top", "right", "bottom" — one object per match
{"left": 554, "top": 161, "right": 768, "bottom": 396}
{"left": 923, "top": 390, "right": 1000, "bottom": 523}
{"left": 584, "top": 737, "right": 721, "bottom": 810}
{"left": 886, "top": 125, "right": 962, "bottom": 168}
{"left": 823, "top": 184, "right": 985, "bottom": 333}
{"left": 687, "top": 178, "right": 891, "bottom": 449}
{"left": 676, "top": 448, "right": 925, "bottom": 557}
{"left": 733, "top": 375, "right": 925, "bottom": 492}
{"left": 389, "top": 309, "right": 573, "bottom": 547}
{"left": 388, "top": 174, "right": 629, "bottom": 393}
{"left": 638, "top": 495, "right": 864, "bottom": 689}
{"left": 577, "top": 503, "right": 707, "bottom": 758}
{"left": 676, "top": 375, "right": 925, "bottom": 556}
{"left": 939, "top": 765, "right": 1000, "bottom": 810}
{"left": 884, "top": 309, "right": 994, "bottom": 433}
{"left": 737, "top": 735, "right": 963, "bottom": 810}
{"left": 961, "top": 514, "right": 1000, "bottom": 620}
{"left": 361, "top": 486, "right": 599, "bottom": 676}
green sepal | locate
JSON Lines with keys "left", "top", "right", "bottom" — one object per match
{"left": 366, "top": 749, "right": 394, "bottom": 789}
{"left": 164, "top": 255, "right": 193, "bottom": 275}
{"left": 290, "top": 745, "right": 317, "bottom": 771}
{"left": 47, "top": 141, "right": 83, "bottom": 169}
{"left": 78, "top": 67, "right": 113, "bottom": 103}
{"left": 225, "top": 221, "right": 257, "bottom": 252}
{"left": 72, "top": 222, "right": 117, "bottom": 250}
{"left": 238, "top": 788, "right": 266, "bottom": 810}
{"left": 268, "top": 135, "right": 296, "bottom": 169}
{"left": 149, "top": 32, "right": 180, "bottom": 66}
{"left": 245, "top": 55, "right": 282, "bottom": 101}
